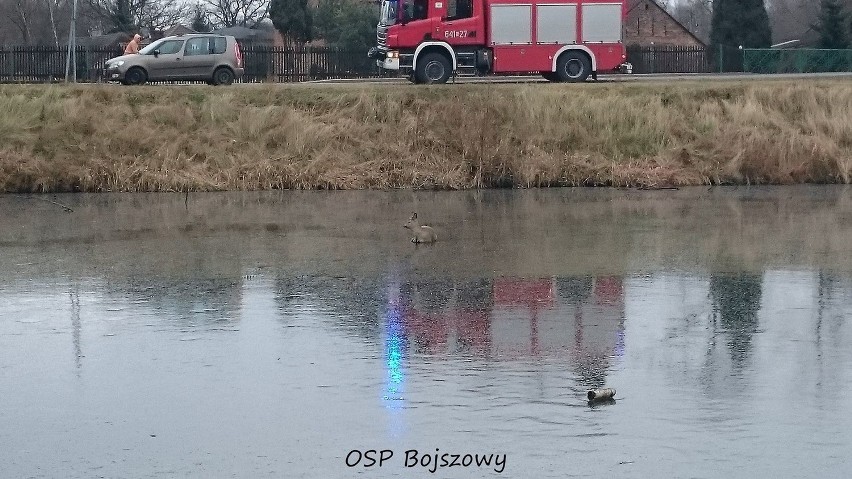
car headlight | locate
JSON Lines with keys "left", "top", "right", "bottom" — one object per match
{"left": 108, "top": 60, "right": 125, "bottom": 68}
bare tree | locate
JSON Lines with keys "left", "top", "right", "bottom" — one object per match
{"left": 0, "top": 0, "right": 74, "bottom": 44}
{"left": 203, "top": 0, "right": 268, "bottom": 28}
{"left": 670, "top": 0, "right": 713, "bottom": 44}
{"left": 44, "top": 0, "right": 67, "bottom": 46}
{"left": 86, "top": 0, "right": 190, "bottom": 33}
{"left": 138, "top": 0, "right": 188, "bottom": 30}
{"left": 6, "top": 0, "right": 39, "bottom": 43}
{"left": 670, "top": 0, "right": 852, "bottom": 47}
{"left": 767, "top": 0, "right": 821, "bottom": 43}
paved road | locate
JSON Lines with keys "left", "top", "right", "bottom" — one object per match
{"left": 45, "top": 71, "right": 851, "bottom": 88}
{"left": 303, "top": 71, "right": 852, "bottom": 85}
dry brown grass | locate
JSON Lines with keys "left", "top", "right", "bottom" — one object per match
{"left": 1, "top": 80, "right": 850, "bottom": 192}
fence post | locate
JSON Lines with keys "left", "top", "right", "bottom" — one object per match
{"left": 718, "top": 44, "right": 723, "bottom": 73}
{"left": 85, "top": 47, "right": 91, "bottom": 82}
{"left": 649, "top": 44, "right": 655, "bottom": 74}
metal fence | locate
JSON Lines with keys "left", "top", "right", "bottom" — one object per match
{"left": 625, "top": 45, "right": 747, "bottom": 74}
{"left": 627, "top": 45, "right": 852, "bottom": 75}
{"left": 240, "top": 45, "right": 391, "bottom": 82}
{"left": 4, "top": 45, "right": 851, "bottom": 83}
{"left": 743, "top": 48, "right": 852, "bottom": 73}
{"left": 0, "top": 45, "right": 389, "bottom": 83}
{"left": 626, "top": 45, "right": 712, "bottom": 74}
{"left": 0, "top": 46, "right": 121, "bottom": 82}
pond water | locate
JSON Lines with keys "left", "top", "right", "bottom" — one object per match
{"left": 1, "top": 187, "right": 851, "bottom": 478}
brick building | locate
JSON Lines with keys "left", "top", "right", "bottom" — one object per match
{"left": 623, "top": 0, "right": 705, "bottom": 47}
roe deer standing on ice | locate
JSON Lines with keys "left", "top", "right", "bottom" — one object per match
{"left": 404, "top": 212, "right": 437, "bottom": 244}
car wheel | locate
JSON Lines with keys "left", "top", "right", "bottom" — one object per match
{"left": 556, "top": 52, "right": 591, "bottom": 83}
{"left": 125, "top": 67, "right": 147, "bottom": 86}
{"left": 213, "top": 67, "right": 235, "bottom": 86}
{"left": 415, "top": 53, "right": 451, "bottom": 84}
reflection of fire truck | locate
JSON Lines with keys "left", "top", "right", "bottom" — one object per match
{"left": 390, "top": 276, "right": 624, "bottom": 362}
{"left": 490, "top": 276, "right": 624, "bottom": 361}
{"left": 396, "top": 279, "right": 492, "bottom": 355}
{"left": 367, "top": 0, "right": 630, "bottom": 83}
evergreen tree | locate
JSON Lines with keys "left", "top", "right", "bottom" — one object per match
{"left": 270, "top": 0, "right": 313, "bottom": 44}
{"left": 710, "top": 0, "right": 772, "bottom": 50}
{"left": 313, "top": 0, "right": 378, "bottom": 51}
{"left": 110, "top": 0, "right": 136, "bottom": 33}
{"left": 709, "top": 273, "right": 763, "bottom": 369}
{"left": 814, "top": 0, "right": 850, "bottom": 49}
{"left": 190, "top": 4, "right": 213, "bottom": 32}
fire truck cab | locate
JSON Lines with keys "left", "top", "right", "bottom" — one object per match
{"left": 367, "top": 0, "right": 629, "bottom": 83}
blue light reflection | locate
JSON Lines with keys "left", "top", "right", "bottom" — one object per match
{"left": 382, "top": 291, "right": 406, "bottom": 409}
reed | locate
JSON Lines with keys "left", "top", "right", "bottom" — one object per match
{"left": 1, "top": 80, "right": 850, "bottom": 192}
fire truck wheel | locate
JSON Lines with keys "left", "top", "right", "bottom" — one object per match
{"left": 416, "top": 53, "right": 452, "bottom": 84}
{"left": 556, "top": 51, "right": 591, "bottom": 83}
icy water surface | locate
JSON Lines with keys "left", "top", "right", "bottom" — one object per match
{"left": 1, "top": 187, "right": 852, "bottom": 478}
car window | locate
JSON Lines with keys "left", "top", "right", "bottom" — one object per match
{"left": 156, "top": 40, "right": 184, "bottom": 55}
{"left": 212, "top": 37, "right": 227, "bottom": 54}
{"left": 184, "top": 37, "right": 210, "bottom": 56}
{"left": 139, "top": 39, "right": 163, "bottom": 55}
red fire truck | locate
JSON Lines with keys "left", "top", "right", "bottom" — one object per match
{"left": 367, "top": 0, "right": 630, "bottom": 83}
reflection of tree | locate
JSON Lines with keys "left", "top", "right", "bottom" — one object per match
{"left": 573, "top": 359, "right": 609, "bottom": 389}
{"left": 555, "top": 276, "right": 623, "bottom": 388}
{"left": 70, "top": 289, "right": 82, "bottom": 372}
{"left": 105, "top": 277, "right": 243, "bottom": 325}
{"left": 556, "top": 276, "right": 593, "bottom": 305}
{"left": 400, "top": 277, "right": 455, "bottom": 313}
{"left": 709, "top": 272, "right": 763, "bottom": 368}
{"left": 455, "top": 278, "right": 493, "bottom": 311}
{"left": 398, "top": 277, "right": 492, "bottom": 355}
{"left": 273, "top": 274, "right": 386, "bottom": 336}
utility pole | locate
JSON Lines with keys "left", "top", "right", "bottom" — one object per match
{"left": 64, "top": 0, "right": 79, "bottom": 82}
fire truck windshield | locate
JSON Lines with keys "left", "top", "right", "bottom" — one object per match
{"left": 380, "top": 0, "right": 398, "bottom": 25}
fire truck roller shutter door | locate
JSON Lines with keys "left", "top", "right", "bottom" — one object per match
{"left": 581, "top": 3, "right": 622, "bottom": 43}
{"left": 536, "top": 4, "right": 577, "bottom": 44}
{"left": 490, "top": 4, "right": 533, "bottom": 45}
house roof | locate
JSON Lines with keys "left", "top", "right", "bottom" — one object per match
{"left": 212, "top": 26, "right": 274, "bottom": 42}
{"left": 75, "top": 32, "right": 132, "bottom": 48}
{"left": 626, "top": 0, "right": 706, "bottom": 46}
{"left": 163, "top": 25, "right": 197, "bottom": 37}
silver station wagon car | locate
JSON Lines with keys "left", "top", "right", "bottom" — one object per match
{"left": 104, "top": 34, "right": 244, "bottom": 85}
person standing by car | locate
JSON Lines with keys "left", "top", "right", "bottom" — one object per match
{"left": 124, "top": 34, "right": 142, "bottom": 54}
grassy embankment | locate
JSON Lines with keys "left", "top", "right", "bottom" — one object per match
{"left": 1, "top": 80, "right": 851, "bottom": 192}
